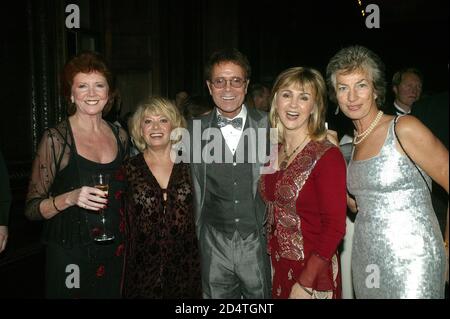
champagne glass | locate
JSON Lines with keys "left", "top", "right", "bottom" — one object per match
{"left": 91, "top": 173, "right": 114, "bottom": 242}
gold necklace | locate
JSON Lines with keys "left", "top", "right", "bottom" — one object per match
{"left": 279, "top": 134, "right": 309, "bottom": 170}
{"left": 353, "top": 110, "right": 383, "bottom": 145}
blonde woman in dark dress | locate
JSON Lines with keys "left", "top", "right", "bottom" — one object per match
{"left": 122, "top": 97, "right": 201, "bottom": 298}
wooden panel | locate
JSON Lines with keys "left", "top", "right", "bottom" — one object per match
{"left": 115, "top": 71, "right": 153, "bottom": 116}
{"left": 111, "top": 34, "right": 152, "bottom": 71}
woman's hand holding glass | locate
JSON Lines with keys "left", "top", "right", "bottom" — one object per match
{"left": 66, "top": 185, "right": 108, "bottom": 211}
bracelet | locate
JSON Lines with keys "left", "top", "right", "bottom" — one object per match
{"left": 299, "top": 284, "right": 313, "bottom": 296}
{"left": 52, "top": 196, "right": 62, "bottom": 213}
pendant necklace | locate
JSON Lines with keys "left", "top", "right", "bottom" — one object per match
{"left": 279, "top": 134, "right": 309, "bottom": 170}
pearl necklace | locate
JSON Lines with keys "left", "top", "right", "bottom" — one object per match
{"left": 279, "top": 134, "right": 309, "bottom": 170}
{"left": 353, "top": 110, "right": 383, "bottom": 145}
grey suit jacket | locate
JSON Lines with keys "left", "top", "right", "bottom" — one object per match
{"left": 188, "top": 107, "right": 270, "bottom": 237}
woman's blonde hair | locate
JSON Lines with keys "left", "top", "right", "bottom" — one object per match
{"left": 129, "top": 96, "right": 186, "bottom": 152}
{"left": 268, "top": 67, "right": 328, "bottom": 144}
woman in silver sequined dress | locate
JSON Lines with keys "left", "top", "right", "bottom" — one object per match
{"left": 326, "top": 45, "right": 449, "bottom": 299}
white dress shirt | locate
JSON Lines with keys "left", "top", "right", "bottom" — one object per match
{"left": 394, "top": 101, "right": 411, "bottom": 115}
{"left": 217, "top": 105, "right": 247, "bottom": 155}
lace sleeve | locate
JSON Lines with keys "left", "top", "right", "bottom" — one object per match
{"left": 25, "top": 128, "right": 68, "bottom": 220}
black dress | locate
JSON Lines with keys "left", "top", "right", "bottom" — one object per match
{"left": 25, "top": 119, "right": 128, "bottom": 298}
{"left": 122, "top": 153, "right": 202, "bottom": 298}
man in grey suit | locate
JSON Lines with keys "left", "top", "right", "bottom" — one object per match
{"left": 188, "top": 48, "right": 271, "bottom": 298}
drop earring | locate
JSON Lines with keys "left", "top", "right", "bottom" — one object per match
{"left": 71, "top": 96, "right": 74, "bottom": 103}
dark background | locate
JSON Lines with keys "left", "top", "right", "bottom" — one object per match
{"left": 0, "top": 0, "right": 448, "bottom": 298}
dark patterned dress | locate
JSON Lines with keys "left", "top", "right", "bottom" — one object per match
{"left": 25, "top": 119, "right": 128, "bottom": 298}
{"left": 122, "top": 154, "right": 202, "bottom": 298}
{"left": 259, "top": 140, "right": 347, "bottom": 299}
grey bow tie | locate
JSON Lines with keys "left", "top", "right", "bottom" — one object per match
{"left": 216, "top": 115, "right": 243, "bottom": 130}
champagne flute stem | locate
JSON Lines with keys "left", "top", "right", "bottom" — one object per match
{"left": 100, "top": 209, "right": 107, "bottom": 235}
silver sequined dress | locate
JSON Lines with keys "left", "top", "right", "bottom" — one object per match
{"left": 348, "top": 118, "right": 446, "bottom": 299}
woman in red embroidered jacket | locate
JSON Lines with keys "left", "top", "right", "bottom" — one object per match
{"left": 259, "top": 67, "right": 347, "bottom": 299}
